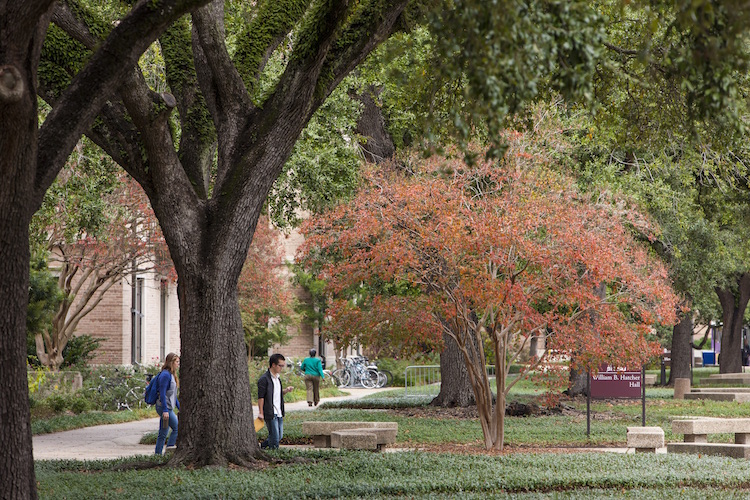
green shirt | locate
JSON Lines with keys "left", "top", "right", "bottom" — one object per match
{"left": 300, "top": 357, "right": 325, "bottom": 378}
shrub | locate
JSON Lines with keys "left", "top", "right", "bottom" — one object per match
{"left": 81, "top": 365, "right": 154, "bottom": 411}
{"left": 62, "top": 335, "right": 103, "bottom": 369}
{"left": 27, "top": 367, "right": 48, "bottom": 395}
{"left": 47, "top": 394, "right": 71, "bottom": 413}
{"left": 69, "top": 395, "right": 91, "bottom": 414}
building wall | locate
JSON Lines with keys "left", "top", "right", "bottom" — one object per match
{"left": 73, "top": 279, "right": 127, "bottom": 365}
{"left": 74, "top": 271, "right": 180, "bottom": 366}
{"left": 273, "top": 223, "right": 338, "bottom": 366}
{"left": 72, "top": 221, "right": 323, "bottom": 367}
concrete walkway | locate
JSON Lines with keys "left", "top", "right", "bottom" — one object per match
{"left": 32, "top": 387, "right": 391, "bottom": 460}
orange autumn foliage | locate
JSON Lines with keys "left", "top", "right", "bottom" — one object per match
{"left": 299, "top": 132, "right": 678, "bottom": 450}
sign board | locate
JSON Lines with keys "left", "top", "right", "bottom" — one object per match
{"left": 589, "top": 364, "right": 642, "bottom": 399}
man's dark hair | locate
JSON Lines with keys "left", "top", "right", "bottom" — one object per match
{"left": 269, "top": 353, "right": 285, "bottom": 367}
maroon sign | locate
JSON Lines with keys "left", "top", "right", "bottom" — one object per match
{"left": 589, "top": 364, "right": 641, "bottom": 399}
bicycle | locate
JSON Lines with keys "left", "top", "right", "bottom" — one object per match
{"left": 87, "top": 368, "right": 147, "bottom": 411}
{"left": 332, "top": 357, "right": 381, "bottom": 388}
{"left": 116, "top": 385, "right": 144, "bottom": 411}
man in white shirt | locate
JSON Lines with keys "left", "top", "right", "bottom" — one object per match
{"left": 257, "top": 353, "right": 293, "bottom": 449}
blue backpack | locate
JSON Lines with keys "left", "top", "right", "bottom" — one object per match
{"left": 144, "top": 374, "right": 159, "bottom": 405}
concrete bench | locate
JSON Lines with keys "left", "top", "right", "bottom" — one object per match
{"left": 303, "top": 421, "right": 398, "bottom": 450}
{"left": 626, "top": 426, "right": 664, "bottom": 453}
{"left": 667, "top": 418, "right": 750, "bottom": 458}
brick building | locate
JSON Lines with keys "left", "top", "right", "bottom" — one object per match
{"left": 72, "top": 223, "right": 341, "bottom": 367}
{"left": 74, "top": 270, "right": 180, "bottom": 367}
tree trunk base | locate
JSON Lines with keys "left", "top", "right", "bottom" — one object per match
{"left": 430, "top": 391, "right": 476, "bottom": 407}
{"left": 168, "top": 448, "right": 268, "bottom": 469}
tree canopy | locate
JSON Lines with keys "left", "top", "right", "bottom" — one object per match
{"left": 5, "top": 0, "right": 750, "bottom": 497}
{"left": 298, "top": 117, "right": 678, "bottom": 449}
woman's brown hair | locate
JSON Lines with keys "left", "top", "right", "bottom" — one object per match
{"left": 161, "top": 352, "right": 180, "bottom": 387}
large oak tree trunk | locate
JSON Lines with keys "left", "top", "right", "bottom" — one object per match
{"left": 717, "top": 273, "right": 750, "bottom": 374}
{"left": 668, "top": 309, "right": 693, "bottom": 384}
{"left": 146, "top": 157, "right": 271, "bottom": 465}
{"left": 1, "top": 10, "right": 45, "bottom": 496}
{"left": 431, "top": 331, "right": 475, "bottom": 407}
{"left": 0, "top": 209, "right": 36, "bottom": 499}
{"left": 173, "top": 271, "right": 258, "bottom": 465}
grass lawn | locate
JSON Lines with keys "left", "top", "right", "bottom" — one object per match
{"left": 32, "top": 408, "right": 154, "bottom": 435}
{"left": 37, "top": 365, "right": 750, "bottom": 498}
{"left": 36, "top": 450, "right": 750, "bottom": 499}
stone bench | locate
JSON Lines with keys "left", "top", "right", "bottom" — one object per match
{"left": 303, "top": 421, "right": 398, "bottom": 450}
{"left": 626, "top": 426, "right": 664, "bottom": 453}
{"left": 667, "top": 418, "right": 750, "bottom": 458}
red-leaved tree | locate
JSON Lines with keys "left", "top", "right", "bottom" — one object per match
{"left": 237, "top": 217, "right": 296, "bottom": 359}
{"left": 299, "top": 130, "right": 678, "bottom": 450}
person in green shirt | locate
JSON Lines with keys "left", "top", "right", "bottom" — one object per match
{"left": 300, "top": 349, "right": 325, "bottom": 406}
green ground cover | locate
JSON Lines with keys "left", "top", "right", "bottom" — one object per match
{"left": 37, "top": 364, "right": 750, "bottom": 498}
{"left": 32, "top": 408, "right": 154, "bottom": 435}
{"left": 36, "top": 451, "right": 750, "bottom": 499}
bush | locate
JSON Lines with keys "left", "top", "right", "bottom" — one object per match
{"left": 81, "top": 365, "right": 155, "bottom": 411}
{"left": 69, "top": 395, "right": 91, "bottom": 414}
{"left": 27, "top": 367, "right": 48, "bottom": 395}
{"left": 48, "top": 394, "right": 69, "bottom": 412}
{"left": 62, "top": 335, "right": 103, "bottom": 369}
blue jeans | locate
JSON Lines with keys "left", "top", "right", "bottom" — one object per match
{"left": 261, "top": 416, "right": 283, "bottom": 449}
{"left": 155, "top": 406, "right": 178, "bottom": 455}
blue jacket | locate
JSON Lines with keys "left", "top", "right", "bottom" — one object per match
{"left": 156, "top": 369, "right": 180, "bottom": 412}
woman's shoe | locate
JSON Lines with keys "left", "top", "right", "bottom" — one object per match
{"left": 308, "top": 402, "right": 313, "bottom": 407}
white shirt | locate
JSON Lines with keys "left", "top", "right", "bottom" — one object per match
{"left": 271, "top": 373, "right": 282, "bottom": 417}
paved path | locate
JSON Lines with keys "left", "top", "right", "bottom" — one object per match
{"left": 33, "top": 388, "right": 645, "bottom": 460}
{"left": 32, "top": 387, "right": 391, "bottom": 460}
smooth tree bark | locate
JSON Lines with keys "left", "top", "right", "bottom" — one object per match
{"left": 668, "top": 308, "right": 694, "bottom": 384}
{"left": 0, "top": 1, "right": 219, "bottom": 497}
{"left": 43, "top": 0, "right": 410, "bottom": 467}
{"left": 716, "top": 272, "right": 750, "bottom": 374}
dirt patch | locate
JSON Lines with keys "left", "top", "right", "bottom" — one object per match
{"left": 385, "top": 400, "right": 582, "bottom": 419}
{"left": 414, "top": 442, "right": 618, "bottom": 456}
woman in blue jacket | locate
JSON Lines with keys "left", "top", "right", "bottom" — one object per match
{"left": 154, "top": 352, "right": 180, "bottom": 455}
{"left": 300, "top": 349, "right": 325, "bottom": 406}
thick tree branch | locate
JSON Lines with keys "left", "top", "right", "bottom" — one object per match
{"left": 7, "top": 0, "right": 57, "bottom": 44}
{"left": 192, "top": 2, "right": 252, "bottom": 142}
{"left": 51, "top": 2, "right": 103, "bottom": 48}
{"left": 48, "top": 3, "right": 156, "bottom": 181}
{"left": 160, "top": 19, "right": 215, "bottom": 198}
{"left": 208, "top": 0, "right": 353, "bottom": 212}
{"left": 35, "top": 0, "right": 214, "bottom": 207}
{"left": 232, "top": 0, "right": 310, "bottom": 94}
{"left": 250, "top": 0, "right": 352, "bottom": 133}
{"left": 85, "top": 99, "right": 144, "bottom": 171}
{"left": 314, "top": 0, "right": 409, "bottom": 109}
